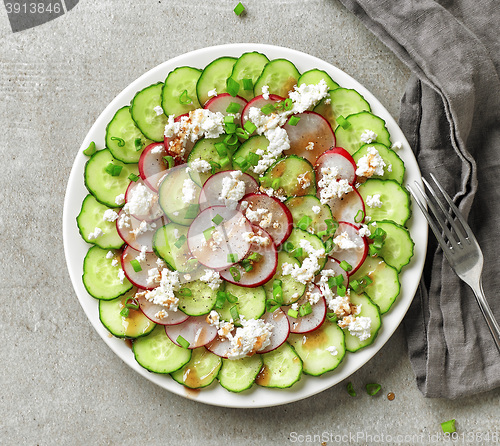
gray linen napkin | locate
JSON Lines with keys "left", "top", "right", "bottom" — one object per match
{"left": 337, "top": 0, "right": 500, "bottom": 398}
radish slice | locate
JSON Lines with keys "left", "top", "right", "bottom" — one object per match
{"left": 163, "top": 113, "right": 194, "bottom": 163}
{"left": 165, "top": 315, "right": 218, "bottom": 349}
{"left": 283, "top": 111, "right": 335, "bottom": 164}
{"left": 329, "top": 222, "right": 368, "bottom": 275}
{"left": 198, "top": 170, "right": 258, "bottom": 211}
{"left": 124, "top": 179, "right": 164, "bottom": 222}
{"left": 285, "top": 285, "right": 327, "bottom": 334}
{"left": 219, "top": 226, "right": 278, "bottom": 287}
{"left": 204, "top": 93, "right": 247, "bottom": 127}
{"left": 328, "top": 188, "right": 365, "bottom": 224}
{"left": 206, "top": 336, "right": 231, "bottom": 359}
{"left": 187, "top": 206, "right": 253, "bottom": 270}
{"left": 315, "top": 147, "right": 357, "bottom": 185}
{"left": 257, "top": 308, "right": 290, "bottom": 353}
{"left": 116, "top": 211, "right": 165, "bottom": 252}
{"left": 316, "top": 257, "right": 349, "bottom": 289}
{"left": 121, "top": 245, "right": 161, "bottom": 290}
{"left": 241, "top": 94, "right": 285, "bottom": 129}
{"left": 139, "top": 142, "right": 168, "bottom": 191}
{"left": 136, "top": 292, "right": 189, "bottom": 325}
{"left": 240, "top": 193, "right": 293, "bottom": 246}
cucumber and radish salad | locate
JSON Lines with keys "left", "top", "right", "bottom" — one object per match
{"left": 77, "top": 50, "right": 414, "bottom": 393}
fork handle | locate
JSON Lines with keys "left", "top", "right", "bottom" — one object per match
{"left": 471, "top": 280, "right": 500, "bottom": 353}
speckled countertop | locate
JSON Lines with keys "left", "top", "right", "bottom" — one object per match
{"left": 1, "top": 1, "right": 498, "bottom": 444}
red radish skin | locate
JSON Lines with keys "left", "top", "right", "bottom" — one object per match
{"left": 329, "top": 221, "right": 368, "bottom": 275}
{"left": 136, "top": 292, "right": 189, "bottom": 325}
{"left": 204, "top": 93, "right": 247, "bottom": 127}
{"left": 257, "top": 308, "right": 290, "bottom": 353}
{"left": 115, "top": 210, "right": 165, "bottom": 252}
{"left": 240, "top": 193, "right": 293, "bottom": 246}
{"left": 315, "top": 147, "right": 357, "bottom": 185}
{"left": 124, "top": 179, "right": 164, "bottom": 222}
{"left": 198, "top": 170, "right": 258, "bottom": 212}
{"left": 285, "top": 285, "right": 327, "bottom": 334}
{"left": 165, "top": 315, "right": 218, "bottom": 348}
{"left": 121, "top": 245, "right": 162, "bottom": 290}
{"left": 139, "top": 142, "right": 168, "bottom": 191}
{"left": 219, "top": 226, "right": 278, "bottom": 287}
{"left": 283, "top": 111, "right": 335, "bottom": 164}
{"left": 241, "top": 94, "right": 285, "bottom": 130}
{"left": 327, "top": 188, "right": 366, "bottom": 225}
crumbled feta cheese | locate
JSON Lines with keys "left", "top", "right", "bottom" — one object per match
{"left": 245, "top": 207, "right": 272, "bottom": 228}
{"left": 199, "top": 268, "right": 222, "bottom": 290}
{"left": 144, "top": 269, "right": 180, "bottom": 309}
{"left": 182, "top": 178, "right": 197, "bottom": 204}
{"left": 333, "top": 231, "right": 361, "bottom": 250}
{"left": 117, "top": 211, "right": 131, "bottom": 229}
{"left": 111, "top": 259, "right": 119, "bottom": 267}
{"left": 154, "top": 309, "right": 168, "bottom": 320}
{"left": 360, "top": 129, "right": 377, "bottom": 144}
{"left": 326, "top": 345, "right": 338, "bottom": 356}
{"left": 318, "top": 166, "right": 353, "bottom": 204}
{"left": 153, "top": 105, "right": 164, "bottom": 116}
{"left": 305, "top": 141, "right": 315, "bottom": 151}
{"left": 366, "top": 194, "right": 383, "bottom": 208}
{"left": 135, "top": 245, "right": 147, "bottom": 262}
{"left": 186, "top": 157, "right": 211, "bottom": 173}
{"left": 146, "top": 267, "right": 161, "bottom": 286}
{"left": 151, "top": 144, "right": 164, "bottom": 154}
{"left": 324, "top": 98, "right": 331, "bottom": 105}
{"left": 281, "top": 239, "right": 325, "bottom": 284}
{"left": 106, "top": 251, "right": 114, "bottom": 259}
{"left": 338, "top": 315, "right": 372, "bottom": 341}
{"left": 297, "top": 172, "right": 311, "bottom": 189}
{"left": 219, "top": 170, "right": 246, "bottom": 209}
{"left": 288, "top": 79, "right": 329, "bottom": 114}
{"left": 115, "top": 194, "right": 125, "bottom": 205}
{"left": 355, "top": 146, "right": 386, "bottom": 177}
{"left": 391, "top": 141, "right": 403, "bottom": 151}
{"left": 227, "top": 317, "right": 274, "bottom": 359}
{"left": 358, "top": 224, "right": 371, "bottom": 238}
{"left": 261, "top": 186, "right": 287, "bottom": 202}
{"left": 125, "top": 182, "right": 160, "bottom": 216}
{"left": 88, "top": 227, "right": 103, "bottom": 240}
{"left": 311, "top": 205, "right": 321, "bottom": 215}
{"left": 102, "top": 209, "right": 119, "bottom": 222}
{"left": 156, "top": 258, "right": 166, "bottom": 268}
{"left": 261, "top": 85, "right": 270, "bottom": 100}
{"left": 207, "top": 88, "right": 217, "bottom": 98}
{"left": 131, "top": 220, "right": 156, "bottom": 237}
{"left": 117, "top": 268, "right": 126, "bottom": 284}
{"left": 242, "top": 231, "right": 270, "bottom": 247}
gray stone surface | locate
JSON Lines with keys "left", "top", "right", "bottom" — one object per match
{"left": 1, "top": 1, "right": 498, "bottom": 445}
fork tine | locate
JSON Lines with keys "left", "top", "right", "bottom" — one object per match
{"left": 429, "top": 173, "right": 474, "bottom": 242}
{"left": 407, "top": 183, "right": 455, "bottom": 264}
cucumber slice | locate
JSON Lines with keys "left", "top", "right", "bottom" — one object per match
{"left": 77, "top": 194, "right": 124, "bottom": 249}
{"left": 84, "top": 149, "right": 139, "bottom": 208}
{"left": 254, "top": 59, "right": 300, "bottom": 98}
{"left": 153, "top": 223, "right": 199, "bottom": 273}
{"left": 133, "top": 324, "right": 192, "bottom": 374}
{"left": 285, "top": 195, "right": 333, "bottom": 236}
{"left": 83, "top": 246, "right": 132, "bottom": 300}
{"left": 232, "top": 134, "right": 270, "bottom": 180}
{"left": 158, "top": 165, "right": 201, "bottom": 225}
{"left": 217, "top": 282, "right": 266, "bottom": 322}
{"left": 369, "top": 220, "right": 415, "bottom": 272}
{"left": 176, "top": 279, "right": 218, "bottom": 316}
{"left": 99, "top": 289, "right": 156, "bottom": 338}
{"left": 187, "top": 136, "right": 232, "bottom": 186}
{"left": 298, "top": 69, "right": 339, "bottom": 90}
{"left": 284, "top": 228, "right": 327, "bottom": 271}
{"left": 162, "top": 66, "right": 202, "bottom": 117}
{"left": 218, "top": 355, "right": 263, "bottom": 393}
{"left": 170, "top": 347, "right": 222, "bottom": 389}
{"left": 314, "top": 88, "right": 371, "bottom": 131}
{"left": 263, "top": 251, "right": 306, "bottom": 305}
{"left": 255, "top": 342, "right": 302, "bottom": 388}
{"left": 288, "top": 320, "right": 345, "bottom": 376}
{"left": 342, "top": 292, "right": 381, "bottom": 352}
{"left": 130, "top": 82, "right": 169, "bottom": 142}
{"left": 353, "top": 143, "right": 405, "bottom": 184}
{"left": 264, "top": 155, "right": 316, "bottom": 197}
{"left": 357, "top": 179, "right": 411, "bottom": 226}
{"left": 229, "top": 52, "right": 270, "bottom": 101}
{"left": 105, "top": 106, "right": 151, "bottom": 163}
{"left": 334, "top": 111, "right": 391, "bottom": 155}
{"left": 197, "top": 56, "right": 238, "bottom": 106}
{"left": 350, "top": 256, "right": 400, "bottom": 313}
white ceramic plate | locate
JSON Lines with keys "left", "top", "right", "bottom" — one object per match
{"left": 63, "top": 43, "right": 427, "bottom": 408}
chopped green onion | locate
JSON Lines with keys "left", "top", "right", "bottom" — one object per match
{"left": 226, "top": 292, "right": 238, "bottom": 304}
{"left": 261, "top": 104, "right": 276, "bottom": 115}
{"left": 292, "top": 247, "right": 303, "bottom": 259}
{"left": 179, "top": 89, "right": 192, "bottom": 105}
{"left": 369, "top": 227, "right": 387, "bottom": 241}
{"left": 226, "top": 77, "right": 240, "bottom": 96}
{"left": 224, "top": 122, "right": 237, "bottom": 134}
{"left": 242, "top": 78, "right": 253, "bottom": 90}
{"left": 230, "top": 305, "right": 240, "bottom": 321}
{"left": 273, "top": 279, "right": 283, "bottom": 288}
{"left": 283, "top": 241, "right": 295, "bottom": 253}
{"left": 288, "top": 115, "right": 301, "bottom": 126}
{"left": 346, "top": 382, "right": 356, "bottom": 397}
{"left": 174, "top": 234, "right": 187, "bottom": 248}
{"left": 246, "top": 152, "right": 260, "bottom": 166}
{"left": 163, "top": 155, "right": 174, "bottom": 169}
{"left": 215, "top": 291, "right": 227, "bottom": 309}
{"left": 328, "top": 274, "right": 344, "bottom": 289}
{"left": 235, "top": 127, "right": 250, "bottom": 140}
{"left": 360, "top": 275, "right": 373, "bottom": 287}
{"left": 184, "top": 204, "right": 199, "bottom": 219}
{"left": 441, "top": 419, "right": 456, "bottom": 434}
{"left": 178, "top": 287, "right": 193, "bottom": 297}
{"left": 128, "top": 173, "right": 140, "bottom": 182}
{"left": 83, "top": 141, "right": 96, "bottom": 156}
{"left": 287, "top": 308, "right": 299, "bottom": 319}
{"left": 271, "top": 178, "right": 280, "bottom": 190}
{"left": 242, "top": 262, "right": 253, "bottom": 272}
{"left": 220, "top": 157, "right": 231, "bottom": 168}
{"left": 354, "top": 209, "right": 365, "bottom": 223}
{"left": 272, "top": 286, "right": 283, "bottom": 305}
{"left": 110, "top": 136, "right": 125, "bottom": 147}
{"left": 215, "top": 142, "right": 228, "bottom": 157}
{"left": 227, "top": 253, "right": 238, "bottom": 263}
{"left": 337, "top": 115, "right": 351, "bottom": 129}
{"left": 325, "top": 219, "right": 338, "bottom": 235}
{"left": 208, "top": 160, "right": 221, "bottom": 174}
{"left": 203, "top": 226, "right": 215, "bottom": 241}
{"left": 176, "top": 335, "right": 190, "bottom": 349}
{"left": 366, "top": 383, "right": 381, "bottom": 396}
{"left": 326, "top": 312, "right": 337, "bottom": 323}
{"left": 212, "top": 214, "right": 224, "bottom": 225}
{"left": 224, "top": 115, "right": 235, "bottom": 125}
{"left": 259, "top": 176, "right": 271, "bottom": 187}
{"left": 130, "top": 259, "right": 142, "bottom": 272}
{"left": 336, "top": 284, "right": 346, "bottom": 297}
{"left": 120, "top": 307, "right": 130, "bottom": 318}
{"left": 224, "top": 133, "right": 239, "bottom": 146}
{"left": 369, "top": 244, "right": 380, "bottom": 256}
{"left": 233, "top": 156, "right": 250, "bottom": 172}
{"left": 265, "top": 300, "right": 280, "bottom": 313}
{"left": 340, "top": 260, "right": 352, "bottom": 272}
{"left": 324, "top": 237, "right": 334, "bottom": 253}
{"left": 134, "top": 138, "right": 143, "bottom": 151}
{"left": 283, "top": 98, "right": 293, "bottom": 111}
{"left": 247, "top": 252, "right": 262, "bottom": 262}
{"left": 243, "top": 121, "right": 257, "bottom": 134}
{"left": 317, "top": 230, "right": 327, "bottom": 237}
{"left": 105, "top": 163, "right": 123, "bottom": 176}
{"left": 299, "top": 302, "right": 312, "bottom": 317}
{"left": 226, "top": 102, "right": 241, "bottom": 114}
{"left": 297, "top": 215, "right": 312, "bottom": 230}
{"left": 229, "top": 266, "right": 240, "bottom": 282}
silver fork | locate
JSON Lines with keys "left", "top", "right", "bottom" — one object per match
{"left": 407, "top": 173, "right": 500, "bottom": 352}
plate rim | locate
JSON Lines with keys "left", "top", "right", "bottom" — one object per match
{"left": 63, "top": 42, "right": 427, "bottom": 408}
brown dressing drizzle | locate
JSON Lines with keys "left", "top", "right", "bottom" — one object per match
{"left": 255, "top": 364, "right": 271, "bottom": 386}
